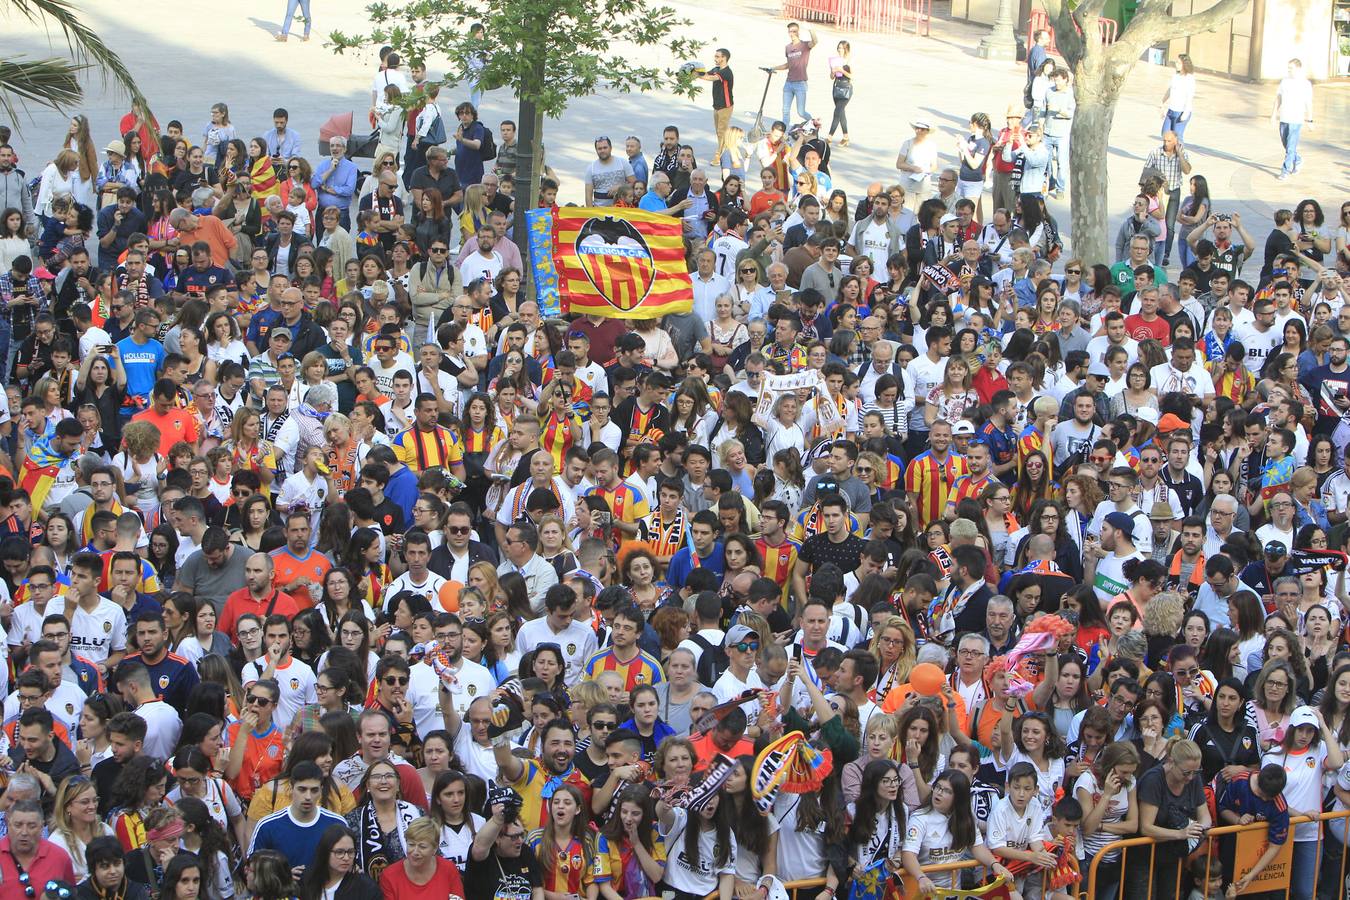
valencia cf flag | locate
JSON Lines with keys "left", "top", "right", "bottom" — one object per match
{"left": 553, "top": 207, "right": 693, "bottom": 319}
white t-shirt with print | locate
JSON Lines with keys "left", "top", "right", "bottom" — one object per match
{"left": 241, "top": 657, "right": 317, "bottom": 731}
{"left": 904, "top": 809, "right": 983, "bottom": 888}
{"left": 69, "top": 599, "right": 127, "bottom": 663}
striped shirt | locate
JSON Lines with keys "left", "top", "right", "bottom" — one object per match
{"left": 391, "top": 425, "right": 465, "bottom": 472}
{"left": 756, "top": 536, "right": 801, "bottom": 606}
{"left": 583, "top": 646, "right": 666, "bottom": 691}
{"left": 904, "top": 450, "right": 969, "bottom": 528}
{"left": 947, "top": 472, "right": 998, "bottom": 512}
{"left": 587, "top": 482, "right": 650, "bottom": 551}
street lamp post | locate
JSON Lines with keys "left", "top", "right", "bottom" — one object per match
{"left": 976, "top": 0, "right": 1018, "bottom": 60}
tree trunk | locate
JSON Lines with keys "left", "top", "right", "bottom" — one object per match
{"left": 1069, "top": 56, "right": 1124, "bottom": 267}
{"left": 512, "top": 93, "right": 546, "bottom": 299}
{"left": 512, "top": 29, "right": 548, "bottom": 301}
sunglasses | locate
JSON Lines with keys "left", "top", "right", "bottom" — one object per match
{"left": 731, "top": 641, "right": 760, "bottom": 654}
{"left": 247, "top": 695, "right": 272, "bottom": 706}
{"left": 383, "top": 676, "right": 410, "bottom": 686}
{"left": 448, "top": 526, "right": 471, "bottom": 535}
{"left": 591, "top": 720, "right": 617, "bottom": 730}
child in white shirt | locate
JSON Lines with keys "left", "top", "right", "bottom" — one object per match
{"left": 286, "top": 186, "right": 312, "bottom": 238}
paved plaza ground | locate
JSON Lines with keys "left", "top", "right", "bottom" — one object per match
{"left": 1, "top": 0, "right": 1346, "bottom": 258}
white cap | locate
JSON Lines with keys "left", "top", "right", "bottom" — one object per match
{"left": 1289, "top": 705, "right": 1320, "bottom": 729}
{"left": 1136, "top": 407, "right": 1159, "bottom": 425}
{"left": 940, "top": 213, "right": 959, "bottom": 226}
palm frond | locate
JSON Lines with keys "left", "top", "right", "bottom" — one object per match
{"left": 4, "top": 0, "right": 151, "bottom": 120}
{"left": 0, "top": 57, "right": 85, "bottom": 121}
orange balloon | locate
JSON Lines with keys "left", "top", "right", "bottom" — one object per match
{"left": 909, "top": 662, "right": 944, "bottom": 696}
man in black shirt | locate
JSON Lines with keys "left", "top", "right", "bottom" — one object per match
{"left": 467, "top": 803, "right": 544, "bottom": 899}
{"left": 700, "top": 49, "right": 736, "bottom": 150}
{"left": 409, "top": 146, "right": 463, "bottom": 211}
{"left": 793, "top": 494, "right": 866, "bottom": 600}
{"left": 358, "top": 464, "right": 406, "bottom": 535}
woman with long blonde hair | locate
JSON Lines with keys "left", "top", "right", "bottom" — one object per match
{"left": 458, "top": 183, "right": 490, "bottom": 236}
{"left": 869, "top": 613, "right": 916, "bottom": 699}
{"left": 537, "top": 513, "right": 578, "bottom": 580}
{"left": 718, "top": 125, "right": 749, "bottom": 180}
{"left": 49, "top": 777, "right": 115, "bottom": 880}
{"left": 469, "top": 561, "right": 501, "bottom": 610}
{"left": 224, "top": 407, "right": 278, "bottom": 494}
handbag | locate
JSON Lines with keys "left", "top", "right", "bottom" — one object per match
{"left": 832, "top": 76, "right": 853, "bottom": 101}
{"left": 424, "top": 112, "right": 447, "bottom": 146}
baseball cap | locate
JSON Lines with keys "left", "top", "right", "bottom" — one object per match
{"left": 1087, "top": 360, "right": 1110, "bottom": 379}
{"left": 1288, "top": 706, "right": 1319, "bottom": 729}
{"left": 724, "top": 624, "right": 760, "bottom": 647}
{"left": 1264, "top": 540, "right": 1288, "bottom": 558}
{"left": 1103, "top": 511, "right": 1135, "bottom": 540}
{"left": 940, "top": 213, "right": 959, "bottom": 227}
{"left": 1157, "top": 413, "right": 1189, "bottom": 433}
{"left": 952, "top": 420, "right": 976, "bottom": 436}
{"left": 1135, "top": 407, "right": 1159, "bottom": 426}
{"left": 910, "top": 119, "right": 931, "bottom": 130}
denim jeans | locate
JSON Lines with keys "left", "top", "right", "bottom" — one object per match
{"left": 281, "top": 0, "right": 311, "bottom": 37}
{"left": 1178, "top": 234, "right": 1196, "bottom": 269}
{"left": 1280, "top": 122, "right": 1303, "bottom": 174}
{"left": 1162, "top": 109, "right": 1189, "bottom": 140}
{"left": 782, "top": 80, "right": 810, "bottom": 125}
{"left": 1292, "top": 839, "right": 1318, "bottom": 899}
{"left": 1044, "top": 134, "right": 1069, "bottom": 192}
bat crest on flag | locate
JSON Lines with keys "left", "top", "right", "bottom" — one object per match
{"left": 553, "top": 206, "right": 693, "bottom": 320}
{"left": 575, "top": 216, "right": 657, "bottom": 312}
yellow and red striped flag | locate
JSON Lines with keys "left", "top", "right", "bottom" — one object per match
{"left": 552, "top": 207, "right": 692, "bottom": 319}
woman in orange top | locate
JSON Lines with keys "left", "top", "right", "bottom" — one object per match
{"left": 968, "top": 657, "right": 1025, "bottom": 747}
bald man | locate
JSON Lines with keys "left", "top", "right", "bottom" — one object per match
{"left": 220, "top": 552, "right": 300, "bottom": 642}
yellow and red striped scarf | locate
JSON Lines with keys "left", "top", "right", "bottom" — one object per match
{"left": 644, "top": 507, "right": 686, "bottom": 557}
{"left": 511, "top": 479, "right": 562, "bottom": 522}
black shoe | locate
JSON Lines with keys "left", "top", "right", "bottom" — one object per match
{"left": 1162, "top": 257, "right": 1170, "bottom": 267}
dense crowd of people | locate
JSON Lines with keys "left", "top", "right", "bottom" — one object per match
{"left": 0, "top": 19, "right": 1345, "bottom": 900}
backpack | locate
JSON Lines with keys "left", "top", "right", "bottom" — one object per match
{"left": 478, "top": 125, "right": 497, "bottom": 161}
{"left": 690, "top": 633, "right": 729, "bottom": 686}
